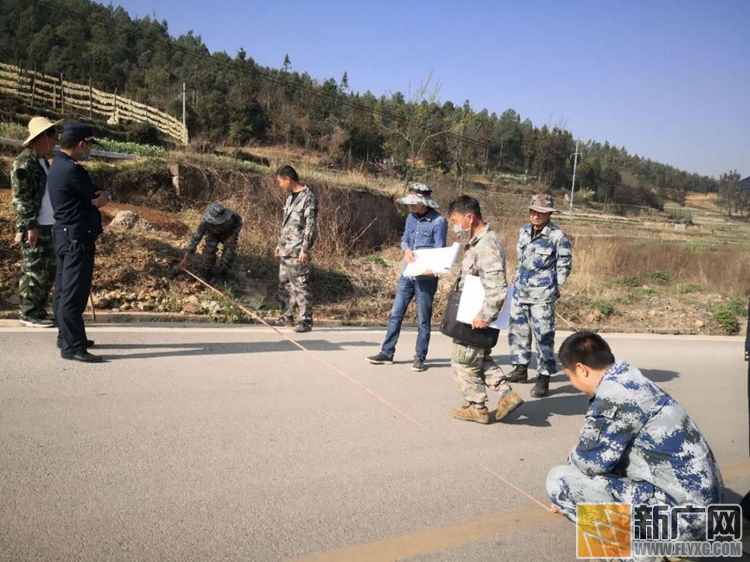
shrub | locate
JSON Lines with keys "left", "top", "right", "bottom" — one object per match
{"left": 712, "top": 307, "right": 740, "bottom": 335}
{"left": 591, "top": 300, "right": 615, "bottom": 317}
{"left": 646, "top": 270, "right": 671, "bottom": 284}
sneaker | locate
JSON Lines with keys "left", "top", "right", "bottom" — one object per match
{"left": 412, "top": 358, "right": 425, "bottom": 372}
{"left": 530, "top": 375, "right": 550, "bottom": 398}
{"left": 270, "top": 318, "right": 294, "bottom": 327}
{"left": 366, "top": 352, "right": 394, "bottom": 365}
{"left": 19, "top": 316, "right": 55, "bottom": 328}
{"left": 450, "top": 403, "right": 490, "bottom": 424}
{"left": 505, "top": 364, "right": 529, "bottom": 383}
{"left": 294, "top": 323, "right": 312, "bottom": 333}
{"left": 496, "top": 389, "right": 524, "bottom": 421}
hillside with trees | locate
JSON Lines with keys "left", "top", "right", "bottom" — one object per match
{"left": 0, "top": 0, "right": 733, "bottom": 211}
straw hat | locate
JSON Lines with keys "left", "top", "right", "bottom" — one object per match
{"left": 23, "top": 117, "right": 63, "bottom": 147}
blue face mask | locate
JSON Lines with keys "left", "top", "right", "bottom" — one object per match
{"left": 80, "top": 153, "right": 91, "bottom": 162}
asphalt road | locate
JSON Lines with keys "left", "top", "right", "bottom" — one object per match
{"left": 0, "top": 323, "right": 747, "bottom": 562}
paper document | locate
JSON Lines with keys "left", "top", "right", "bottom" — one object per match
{"left": 456, "top": 276, "right": 514, "bottom": 330}
{"left": 402, "top": 243, "right": 461, "bottom": 278}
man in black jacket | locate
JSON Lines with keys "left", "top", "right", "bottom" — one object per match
{"left": 48, "top": 123, "right": 110, "bottom": 363}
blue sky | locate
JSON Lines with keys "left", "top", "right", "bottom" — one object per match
{"left": 105, "top": 0, "right": 749, "bottom": 178}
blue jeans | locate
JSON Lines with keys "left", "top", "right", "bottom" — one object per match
{"left": 381, "top": 275, "right": 439, "bottom": 361}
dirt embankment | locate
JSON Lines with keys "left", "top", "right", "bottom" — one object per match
{"left": 0, "top": 155, "right": 747, "bottom": 335}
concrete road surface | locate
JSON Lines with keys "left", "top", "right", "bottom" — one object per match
{"left": 0, "top": 323, "right": 747, "bottom": 562}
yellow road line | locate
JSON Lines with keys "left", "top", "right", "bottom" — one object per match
{"left": 290, "top": 458, "right": 750, "bottom": 562}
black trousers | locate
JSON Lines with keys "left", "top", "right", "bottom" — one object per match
{"left": 53, "top": 231, "right": 95, "bottom": 356}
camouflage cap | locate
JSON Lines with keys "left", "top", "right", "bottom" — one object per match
{"left": 398, "top": 183, "right": 439, "bottom": 209}
{"left": 203, "top": 202, "right": 231, "bottom": 225}
{"left": 529, "top": 193, "right": 557, "bottom": 213}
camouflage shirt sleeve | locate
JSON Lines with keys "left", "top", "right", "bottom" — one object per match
{"left": 555, "top": 231, "right": 573, "bottom": 286}
{"left": 477, "top": 234, "right": 508, "bottom": 322}
{"left": 11, "top": 156, "right": 41, "bottom": 231}
{"left": 301, "top": 192, "right": 319, "bottom": 254}
{"left": 569, "top": 388, "right": 648, "bottom": 476}
{"left": 230, "top": 213, "right": 243, "bottom": 240}
{"left": 186, "top": 221, "right": 207, "bottom": 253}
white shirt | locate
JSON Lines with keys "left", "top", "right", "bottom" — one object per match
{"left": 36, "top": 158, "right": 54, "bottom": 226}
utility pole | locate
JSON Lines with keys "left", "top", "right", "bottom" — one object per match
{"left": 182, "top": 82, "right": 187, "bottom": 145}
{"left": 569, "top": 139, "right": 581, "bottom": 217}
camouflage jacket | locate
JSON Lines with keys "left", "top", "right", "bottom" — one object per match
{"left": 514, "top": 221, "right": 572, "bottom": 304}
{"left": 277, "top": 186, "right": 318, "bottom": 258}
{"left": 570, "top": 360, "right": 723, "bottom": 507}
{"left": 10, "top": 148, "right": 48, "bottom": 232}
{"left": 186, "top": 211, "right": 243, "bottom": 253}
{"left": 456, "top": 224, "right": 508, "bottom": 323}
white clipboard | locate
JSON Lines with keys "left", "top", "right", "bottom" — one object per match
{"left": 402, "top": 243, "right": 461, "bottom": 278}
{"left": 456, "top": 276, "right": 514, "bottom": 330}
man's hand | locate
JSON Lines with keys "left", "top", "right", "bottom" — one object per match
{"left": 179, "top": 253, "right": 189, "bottom": 269}
{"left": 472, "top": 317, "right": 489, "bottom": 330}
{"left": 26, "top": 227, "right": 39, "bottom": 246}
{"left": 404, "top": 248, "right": 416, "bottom": 263}
{"left": 299, "top": 251, "right": 310, "bottom": 264}
{"left": 549, "top": 504, "right": 560, "bottom": 514}
{"left": 91, "top": 191, "right": 110, "bottom": 209}
{"left": 274, "top": 246, "right": 280, "bottom": 258}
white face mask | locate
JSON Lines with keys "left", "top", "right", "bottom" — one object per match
{"left": 453, "top": 215, "right": 471, "bottom": 235}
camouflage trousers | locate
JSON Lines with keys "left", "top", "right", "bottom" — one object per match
{"left": 279, "top": 256, "right": 313, "bottom": 325}
{"left": 19, "top": 226, "right": 56, "bottom": 319}
{"left": 508, "top": 298, "right": 557, "bottom": 375}
{"left": 202, "top": 234, "right": 237, "bottom": 275}
{"left": 451, "top": 341, "right": 511, "bottom": 406}
{"left": 547, "top": 464, "right": 707, "bottom": 556}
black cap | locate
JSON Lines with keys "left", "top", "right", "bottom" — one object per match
{"left": 60, "top": 122, "right": 95, "bottom": 145}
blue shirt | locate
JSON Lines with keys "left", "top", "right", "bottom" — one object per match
{"left": 400, "top": 208, "right": 447, "bottom": 253}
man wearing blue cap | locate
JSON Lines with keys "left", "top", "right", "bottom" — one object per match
{"left": 48, "top": 122, "right": 110, "bottom": 363}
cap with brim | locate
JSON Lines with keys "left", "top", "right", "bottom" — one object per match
{"left": 398, "top": 193, "right": 439, "bottom": 210}
{"left": 528, "top": 193, "right": 557, "bottom": 213}
{"left": 23, "top": 117, "right": 64, "bottom": 147}
{"left": 203, "top": 203, "right": 231, "bottom": 225}
{"left": 398, "top": 182, "right": 439, "bottom": 209}
{"left": 60, "top": 122, "right": 96, "bottom": 146}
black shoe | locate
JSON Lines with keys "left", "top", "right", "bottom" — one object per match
{"left": 57, "top": 339, "right": 95, "bottom": 349}
{"left": 505, "top": 364, "right": 529, "bottom": 383}
{"left": 19, "top": 316, "right": 55, "bottom": 328}
{"left": 294, "top": 323, "right": 312, "bottom": 333}
{"left": 530, "top": 375, "right": 550, "bottom": 398}
{"left": 62, "top": 351, "right": 103, "bottom": 363}
{"left": 366, "top": 352, "right": 394, "bottom": 365}
{"left": 412, "top": 358, "right": 425, "bottom": 372}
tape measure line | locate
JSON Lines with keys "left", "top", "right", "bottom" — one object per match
{"left": 183, "top": 268, "right": 555, "bottom": 515}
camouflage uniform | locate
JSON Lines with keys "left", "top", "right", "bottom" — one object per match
{"left": 451, "top": 225, "right": 514, "bottom": 406}
{"left": 547, "top": 361, "right": 723, "bottom": 545}
{"left": 186, "top": 206, "right": 242, "bottom": 277}
{"left": 11, "top": 148, "right": 56, "bottom": 320}
{"left": 509, "top": 221, "right": 572, "bottom": 375}
{"left": 278, "top": 186, "right": 318, "bottom": 326}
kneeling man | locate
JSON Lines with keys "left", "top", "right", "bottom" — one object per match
{"left": 547, "top": 331, "right": 723, "bottom": 545}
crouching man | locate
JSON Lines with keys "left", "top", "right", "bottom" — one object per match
{"left": 547, "top": 331, "right": 723, "bottom": 549}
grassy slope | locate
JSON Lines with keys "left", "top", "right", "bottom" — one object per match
{"left": 0, "top": 146, "right": 748, "bottom": 335}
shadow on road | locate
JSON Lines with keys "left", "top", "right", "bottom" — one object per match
{"left": 503, "top": 367, "right": 681, "bottom": 427}
{"left": 96, "top": 339, "right": 376, "bottom": 360}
